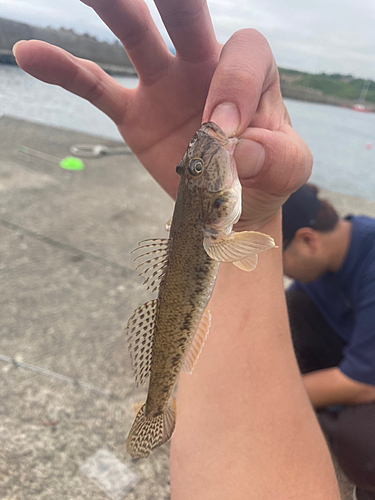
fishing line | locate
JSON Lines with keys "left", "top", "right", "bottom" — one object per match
{"left": 0, "top": 353, "right": 115, "bottom": 398}
{"left": 18, "top": 145, "right": 85, "bottom": 171}
{"left": 0, "top": 218, "right": 132, "bottom": 273}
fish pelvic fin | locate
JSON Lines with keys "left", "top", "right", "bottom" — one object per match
{"left": 203, "top": 230, "right": 276, "bottom": 271}
{"left": 126, "top": 398, "right": 176, "bottom": 459}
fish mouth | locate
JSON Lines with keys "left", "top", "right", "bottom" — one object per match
{"left": 199, "top": 121, "right": 239, "bottom": 188}
{"left": 200, "top": 121, "right": 238, "bottom": 153}
{"left": 200, "top": 122, "right": 228, "bottom": 144}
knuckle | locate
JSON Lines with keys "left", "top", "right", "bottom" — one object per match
{"left": 218, "top": 60, "right": 263, "bottom": 94}
{"left": 72, "top": 63, "right": 105, "bottom": 104}
{"left": 161, "top": 3, "right": 205, "bottom": 29}
{"left": 120, "top": 25, "right": 148, "bottom": 50}
{"left": 120, "top": 3, "right": 151, "bottom": 49}
{"left": 86, "top": 77, "right": 105, "bottom": 104}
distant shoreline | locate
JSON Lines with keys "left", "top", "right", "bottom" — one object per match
{"left": 0, "top": 15, "right": 373, "bottom": 112}
{"left": 0, "top": 17, "right": 137, "bottom": 76}
{"left": 280, "top": 82, "right": 375, "bottom": 112}
{"left": 1, "top": 59, "right": 371, "bottom": 112}
{"left": 279, "top": 70, "right": 375, "bottom": 113}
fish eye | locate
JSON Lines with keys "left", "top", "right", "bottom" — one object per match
{"left": 188, "top": 158, "right": 204, "bottom": 176}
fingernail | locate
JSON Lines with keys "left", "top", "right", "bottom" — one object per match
{"left": 210, "top": 102, "right": 240, "bottom": 137}
{"left": 12, "top": 40, "right": 24, "bottom": 57}
{"left": 235, "top": 139, "right": 265, "bottom": 178}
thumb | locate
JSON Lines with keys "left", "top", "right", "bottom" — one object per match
{"left": 202, "top": 28, "right": 277, "bottom": 137}
{"left": 235, "top": 125, "right": 313, "bottom": 196}
{"left": 202, "top": 28, "right": 311, "bottom": 197}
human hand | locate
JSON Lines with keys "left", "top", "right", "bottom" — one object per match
{"left": 13, "top": 0, "right": 312, "bottom": 232}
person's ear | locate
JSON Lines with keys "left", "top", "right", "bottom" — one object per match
{"left": 294, "top": 227, "right": 319, "bottom": 255}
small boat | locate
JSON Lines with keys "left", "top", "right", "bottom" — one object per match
{"left": 351, "top": 103, "right": 372, "bottom": 113}
{"left": 352, "top": 80, "right": 373, "bottom": 113}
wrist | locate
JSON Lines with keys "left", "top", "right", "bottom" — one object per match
{"left": 234, "top": 208, "right": 282, "bottom": 245}
{"left": 213, "top": 209, "right": 285, "bottom": 327}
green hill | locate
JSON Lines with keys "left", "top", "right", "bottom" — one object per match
{"left": 278, "top": 68, "right": 375, "bottom": 105}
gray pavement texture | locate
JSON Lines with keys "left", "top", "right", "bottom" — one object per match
{"left": 1, "top": 116, "right": 375, "bottom": 499}
{"left": 0, "top": 116, "right": 173, "bottom": 500}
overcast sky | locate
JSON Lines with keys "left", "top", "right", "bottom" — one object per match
{"left": 0, "top": 0, "right": 374, "bottom": 79}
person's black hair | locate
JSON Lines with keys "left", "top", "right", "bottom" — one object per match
{"left": 282, "top": 183, "right": 339, "bottom": 249}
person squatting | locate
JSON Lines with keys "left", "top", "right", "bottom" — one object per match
{"left": 283, "top": 184, "right": 375, "bottom": 500}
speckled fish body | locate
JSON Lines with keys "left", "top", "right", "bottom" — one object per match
{"left": 125, "top": 122, "right": 275, "bottom": 458}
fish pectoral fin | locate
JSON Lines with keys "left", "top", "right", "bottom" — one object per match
{"left": 182, "top": 308, "right": 211, "bottom": 374}
{"left": 203, "top": 230, "right": 276, "bottom": 271}
{"left": 125, "top": 299, "right": 158, "bottom": 387}
{"left": 232, "top": 254, "right": 258, "bottom": 271}
{"left": 132, "top": 238, "right": 170, "bottom": 292}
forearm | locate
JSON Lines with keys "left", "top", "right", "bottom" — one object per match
{"left": 304, "top": 367, "right": 375, "bottom": 408}
{"left": 170, "top": 214, "right": 340, "bottom": 500}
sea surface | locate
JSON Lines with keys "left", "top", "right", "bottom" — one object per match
{"left": 1, "top": 65, "right": 374, "bottom": 199}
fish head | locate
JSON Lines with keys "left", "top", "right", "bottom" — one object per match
{"left": 176, "top": 122, "right": 238, "bottom": 192}
{"left": 176, "top": 122, "right": 242, "bottom": 232}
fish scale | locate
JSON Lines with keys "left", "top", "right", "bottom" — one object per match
{"left": 146, "top": 189, "right": 219, "bottom": 415}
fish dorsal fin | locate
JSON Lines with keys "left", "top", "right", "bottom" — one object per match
{"left": 125, "top": 299, "right": 158, "bottom": 387}
{"left": 203, "top": 230, "right": 276, "bottom": 271}
{"left": 182, "top": 308, "right": 211, "bottom": 374}
{"left": 132, "top": 238, "right": 170, "bottom": 293}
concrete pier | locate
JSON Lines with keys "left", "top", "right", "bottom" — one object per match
{"left": 1, "top": 115, "right": 373, "bottom": 499}
{"left": 0, "top": 116, "right": 173, "bottom": 499}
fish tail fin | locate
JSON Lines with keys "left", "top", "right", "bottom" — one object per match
{"left": 126, "top": 398, "right": 176, "bottom": 459}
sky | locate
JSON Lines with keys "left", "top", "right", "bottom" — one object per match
{"left": 0, "top": 0, "right": 374, "bottom": 80}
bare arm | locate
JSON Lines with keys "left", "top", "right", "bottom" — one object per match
{"left": 304, "top": 367, "right": 375, "bottom": 408}
{"left": 13, "top": 1, "right": 339, "bottom": 497}
{"left": 171, "top": 216, "right": 340, "bottom": 500}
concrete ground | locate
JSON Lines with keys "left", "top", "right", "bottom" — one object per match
{"left": 1, "top": 116, "right": 374, "bottom": 499}
{"left": 0, "top": 116, "right": 174, "bottom": 500}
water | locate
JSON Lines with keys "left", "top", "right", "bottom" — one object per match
{"left": 0, "top": 65, "right": 138, "bottom": 140}
{"left": 1, "top": 65, "right": 374, "bottom": 199}
{"left": 286, "top": 100, "right": 375, "bottom": 199}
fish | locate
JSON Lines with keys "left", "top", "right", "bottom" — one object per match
{"left": 125, "top": 122, "right": 276, "bottom": 458}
